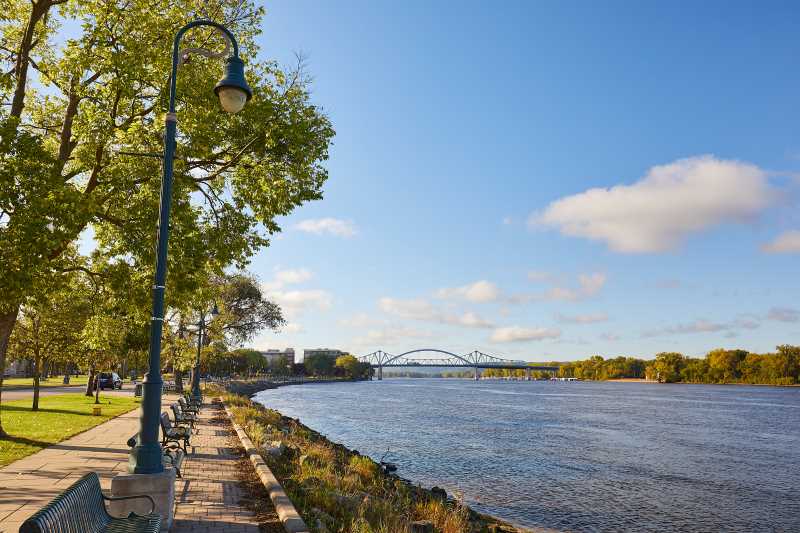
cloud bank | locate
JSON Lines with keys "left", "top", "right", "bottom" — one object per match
{"left": 533, "top": 156, "right": 774, "bottom": 253}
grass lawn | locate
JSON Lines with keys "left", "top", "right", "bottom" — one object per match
{"left": 1, "top": 375, "right": 90, "bottom": 389}
{"left": 0, "top": 393, "right": 140, "bottom": 467}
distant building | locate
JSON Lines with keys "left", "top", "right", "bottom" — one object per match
{"left": 302, "top": 348, "right": 346, "bottom": 362}
{"left": 260, "top": 348, "right": 295, "bottom": 364}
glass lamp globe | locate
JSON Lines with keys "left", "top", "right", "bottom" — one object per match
{"left": 217, "top": 87, "right": 247, "bottom": 113}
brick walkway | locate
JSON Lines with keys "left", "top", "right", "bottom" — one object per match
{"left": 0, "top": 394, "right": 270, "bottom": 532}
{"left": 171, "top": 401, "right": 262, "bottom": 532}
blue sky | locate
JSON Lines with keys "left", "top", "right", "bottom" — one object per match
{"left": 209, "top": 2, "right": 800, "bottom": 360}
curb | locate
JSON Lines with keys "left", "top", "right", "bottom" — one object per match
{"left": 222, "top": 402, "right": 310, "bottom": 533}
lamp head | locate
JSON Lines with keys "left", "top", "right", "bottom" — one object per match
{"left": 214, "top": 56, "right": 252, "bottom": 113}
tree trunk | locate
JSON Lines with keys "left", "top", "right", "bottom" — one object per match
{"left": 175, "top": 369, "right": 183, "bottom": 392}
{"left": 10, "top": 1, "right": 49, "bottom": 119}
{"left": 85, "top": 366, "right": 95, "bottom": 396}
{"left": 94, "top": 374, "right": 100, "bottom": 404}
{"left": 0, "top": 306, "right": 21, "bottom": 437}
{"left": 32, "top": 354, "right": 42, "bottom": 411}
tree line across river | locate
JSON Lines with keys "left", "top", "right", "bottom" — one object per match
{"left": 380, "top": 346, "right": 800, "bottom": 386}
{"left": 557, "top": 345, "right": 800, "bottom": 385}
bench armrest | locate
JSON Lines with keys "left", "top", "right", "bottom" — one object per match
{"left": 103, "top": 493, "right": 156, "bottom": 515}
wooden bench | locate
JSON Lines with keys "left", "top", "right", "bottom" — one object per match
{"left": 19, "top": 471, "right": 160, "bottom": 532}
{"left": 160, "top": 412, "right": 191, "bottom": 452}
{"left": 126, "top": 433, "right": 185, "bottom": 478}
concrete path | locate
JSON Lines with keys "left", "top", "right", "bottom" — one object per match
{"left": 171, "top": 402, "right": 265, "bottom": 532}
{"left": 0, "top": 395, "right": 272, "bottom": 532}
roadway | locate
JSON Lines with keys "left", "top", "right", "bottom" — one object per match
{"left": 1, "top": 385, "right": 134, "bottom": 401}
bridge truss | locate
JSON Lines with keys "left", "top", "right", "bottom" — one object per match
{"left": 358, "top": 349, "right": 558, "bottom": 380}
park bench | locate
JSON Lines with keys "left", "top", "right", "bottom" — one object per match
{"left": 126, "top": 433, "right": 185, "bottom": 478}
{"left": 171, "top": 402, "right": 196, "bottom": 429}
{"left": 160, "top": 412, "right": 191, "bottom": 452}
{"left": 178, "top": 396, "right": 199, "bottom": 415}
{"left": 19, "top": 471, "right": 160, "bottom": 533}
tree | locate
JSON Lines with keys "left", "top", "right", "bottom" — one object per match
{"left": 706, "top": 348, "right": 748, "bottom": 383}
{"left": 646, "top": 352, "right": 686, "bottom": 383}
{"left": 305, "top": 353, "right": 336, "bottom": 376}
{"left": 0, "top": 0, "right": 334, "bottom": 434}
{"left": 335, "top": 354, "right": 369, "bottom": 379}
{"left": 7, "top": 272, "right": 91, "bottom": 409}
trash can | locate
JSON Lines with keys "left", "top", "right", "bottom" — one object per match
{"left": 63, "top": 376, "right": 70, "bottom": 385}
{"left": 134, "top": 383, "right": 143, "bottom": 397}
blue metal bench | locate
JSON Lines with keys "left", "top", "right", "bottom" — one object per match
{"left": 170, "top": 403, "right": 196, "bottom": 429}
{"left": 19, "top": 471, "right": 160, "bottom": 532}
{"left": 160, "top": 411, "right": 191, "bottom": 452}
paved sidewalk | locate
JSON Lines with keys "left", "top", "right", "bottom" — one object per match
{"left": 0, "top": 395, "right": 271, "bottom": 532}
{"left": 0, "top": 400, "right": 148, "bottom": 531}
{"left": 171, "top": 402, "right": 263, "bottom": 532}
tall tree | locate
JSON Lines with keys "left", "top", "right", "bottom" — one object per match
{"left": 0, "top": 0, "right": 333, "bottom": 434}
{"left": 7, "top": 269, "right": 91, "bottom": 409}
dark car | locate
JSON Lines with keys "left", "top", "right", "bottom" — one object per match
{"left": 97, "top": 372, "right": 122, "bottom": 390}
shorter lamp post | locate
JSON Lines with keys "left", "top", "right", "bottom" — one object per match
{"left": 191, "top": 304, "right": 219, "bottom": 401}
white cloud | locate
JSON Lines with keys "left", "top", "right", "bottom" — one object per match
{"left": 762, "top": 231, "right": 800, "bottom": 253}
{"left": 557, "top": 312, "right": 609, "bottom": 324}
{"left": 502, "top": 216, "right": 513, "bottom": 225}
{"left": 294, "top": 218, "right": 357, "bottom": 238}
{"left": 338, "top": 313, "right": 385, "bottom": 328}
{"left": 378, "top": 297, "right": 494, "bottom": 329}
{"left": 435, "top": 280, "right": 500, "bottom": 303}
{"left": 490, "top": 326, "right": 561, "bottom": 343}
{"left": 261, "top": 269, "right": 332, "bottom": 320}
{"left": 262, "top": 268, "right": 313, "bottom": 291}
{"left": 767, "top": 307, "right": 800, "bottom": 322}
{"left": 351, "top": 326, "right": 435, "bottom": 349}
{"left": 511, "top": 272, "right": 607, "bottom": 303}
{"left": 642, "top": 317, "right": 760, "bottom": 338}
{"left": 600, "top": 332, "right": 621, "bottom": 341}
{"left": 533, "top": 156, "right": 775, "bottom": 253}
{"left": 268, "top": 290, "right": 332, "bottom": 318}
{"left": 456, "top": 312, "right": 494, "bottom": 328}
{"left": 281, "top": 323, "right": 305, "bottom": 334}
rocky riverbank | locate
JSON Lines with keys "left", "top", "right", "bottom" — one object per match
{"left": 219, "top": 381, "right": 530, "bottom": 533}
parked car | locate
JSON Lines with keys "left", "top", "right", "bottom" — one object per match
{"left": 97, "top": 372, "right": 122, "bottom": 390}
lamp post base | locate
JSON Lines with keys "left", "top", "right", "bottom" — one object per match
{"left": 111, "top": 469, "right": 176, "bottom": 530}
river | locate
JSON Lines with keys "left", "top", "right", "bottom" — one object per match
{"left": 252, "top": 378, "right": 800, "bottom": 532}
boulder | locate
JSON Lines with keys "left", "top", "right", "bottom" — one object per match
{"left": 263, "top": 440, "right": 286, "bottom": 457}
{"left": 430, "top": 486, "right": 447, "bottom": 500}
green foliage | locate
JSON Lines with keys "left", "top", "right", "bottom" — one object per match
{"left": 304, "top": 352, "right": 337, "bottom": 376}
{"left": 335, "top": 354, "right": 371, "bottom": 379}
{"left": 0, "top": 0, "right": 334, "bottom": 426}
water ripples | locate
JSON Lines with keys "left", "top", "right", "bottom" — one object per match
{"left": 253, "top": 379, "right": 800, "bottom": 532}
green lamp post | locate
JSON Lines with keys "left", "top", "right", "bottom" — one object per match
{"left": 191, "top": 303, "right": 219, "bottom": 402}
{"left": 128, "top": 19, "right": 251, "bottom": 475}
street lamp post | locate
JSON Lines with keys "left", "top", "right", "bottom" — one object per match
{"left": 191, "top": 304, "right": 219, "bottom": 401}
{"left": 128, "top": 19, "right": 252, "bottom": 475}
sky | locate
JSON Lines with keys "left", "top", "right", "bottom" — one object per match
{"left": 111, "top": 1, "right": 800, "bottom": 361}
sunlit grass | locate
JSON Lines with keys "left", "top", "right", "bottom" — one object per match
{"left": 0, "top": 393, "right": 140, "bottom": 467}
{"left": 1, "top": 375, "right": 90, "bottom": 389}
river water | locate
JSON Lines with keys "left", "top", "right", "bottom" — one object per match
{"left": 252, "top": 379, "right": 800, "bottom": 532}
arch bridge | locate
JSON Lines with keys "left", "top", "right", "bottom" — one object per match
{"left": 358, "top": 349, "right": 559, "bottom": 381}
